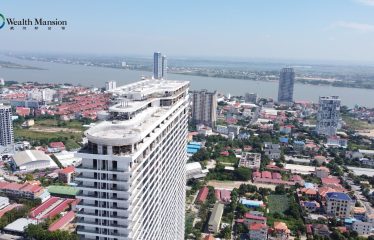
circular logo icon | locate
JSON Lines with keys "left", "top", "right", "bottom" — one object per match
{"left": 0, "top": 14, "right": 5, "bottom": 29}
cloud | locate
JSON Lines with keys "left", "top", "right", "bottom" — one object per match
{"left": 355, "top": 0, "right": 374, "bottom": 6}
{"left": 332, "top": 21, "right": 374, "bottom": 32}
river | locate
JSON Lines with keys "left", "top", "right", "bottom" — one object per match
{"left": 1, "top": 55, "right": 373, "bottom": 107}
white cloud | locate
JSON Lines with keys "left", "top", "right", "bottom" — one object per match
{"left": 355, "top": 0, "right": 374, "bottom": 6}
{"left": 332, "top": 21, "right": 374, "bottom": 32}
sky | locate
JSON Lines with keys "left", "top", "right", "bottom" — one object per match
{"left": 1, "top": 0, "right": 374, "bottom": 63}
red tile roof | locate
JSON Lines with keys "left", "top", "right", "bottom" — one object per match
{"left": 244, "top": 213, "right": 266, "bottom": 221}
{"left": 261, "top": 171, "right": 272, "bottom": 179}
{"left": 196, "top": 186, "right": 209, "bottom": 203}
{"left": 49, "top": 142, "right": 65, "bottom": 148}
{"left": 60, "top": 166, "right": 75, "bottom": 174}
{"left": 48, "top": 211, "right": 75, "bottom": 232}
{"left": 249, "top": 223, "right": 267, "bottom": 231}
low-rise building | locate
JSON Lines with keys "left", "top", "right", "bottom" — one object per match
{"left": 208, "top": 203, "right": 224, "bottom": 233}
{"left": 315, "top": 167, "right": 330, "bottom": 178}
{"left": 249, "top": 223, "right": 268, "bottom": 240}
{"left": 352, "top": 221, "right": 374, "bottom": 236}
{"left": 238, "top": 152, "right": 261, "bottom": 169}
{"left": 58, "top": 166, "right": 75, "bottom": 184}
{"left": 326, "top": 192, "right": 355, "bottom": 218}
{"left": 263, "top": 142, "right": 281, "bottom": 160}
{"left": 12, "top": 150, "right": 57, "bottom": 172}
{"left": 0, "top": 196, "right": 9, "bottom": 209}
{"left": 0, "top": 182, "right": 46, "bottom": 200}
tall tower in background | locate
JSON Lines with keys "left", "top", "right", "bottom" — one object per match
{"left": 190, "top": 89, "right": 217, "bottom": 127}
{"left": 316, "top": 96, "right": 341, "bottom": 136}
{"left": 0, "top": 104, "right": 14, "bottom": 146}
{"left": 162, "top": 55, "right": 167, "bottom": 79}
{"left": 105, "top": 81, "right": 117, "bottom": 91}
{"left": 277, "top": 67, "right": 295, "bottom": 103}
{"left": 153, "top": 52, "right": 162, "bottom": 79}
{"left": 76, "top": 78, "right": 189, "bottom": 240}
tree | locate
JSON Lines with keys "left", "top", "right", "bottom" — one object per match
{"left": 234, "top": 167, "right": 251, "bottom": 181}
{"left": 220, "top": 226, "right": 231, "bottom": 240}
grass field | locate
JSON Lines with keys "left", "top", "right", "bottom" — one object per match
{"left": 217, "top": 155, "right": 238, "bottom": 165}
{"left": 268, "top": 194, "right": 289, "bottom": 213}
{"left": 342, "top": 115, "right": 374, "bottom": 130}
{"left": 14, "top": 128, "right": 82, "bottom": 150}
{"left": 35, "top": 119, "right": 85, "bottom": 130}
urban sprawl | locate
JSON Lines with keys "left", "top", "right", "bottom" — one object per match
{"left": 0, "top": 53, "right": 374, "bottom": 240}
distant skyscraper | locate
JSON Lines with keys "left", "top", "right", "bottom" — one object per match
{"left": 162, "top": 55, "right": 167, "bottom": 79}
{"left": 0, "top": 104, "right": 14, "bottom": 146}
{"left": 105, "top": 81, "right": 117, "bottom": 91}
{"left": 316, "top": 96, "right": 341, "bottom": 136}
{"left": 245, "top": 93, "right": 258, "bottom": 104}
{"left": 190, "top": 90, "right": 217, "bottom": 127}
{"left": 76, "top": 78, "right": 189, "bottom": 240}
{"left": 277, "top": 68, "right": 295, "bottom": 103}
{"left": 153, "top": 52, "right": 162, "bottom": 79}
{"left": 153, "top": 52, "right": 167, "bottom": 79}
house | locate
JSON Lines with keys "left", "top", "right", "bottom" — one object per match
{"left": 244, "top": 213, "right": 267, "bottom": 225}
{"left": 0, "top": 182, "right": 47, "bottom": 200}
{"left": 326, "top": 135, "right": 348, "bottom": 148}
{"left": 273, "top": 222, "right": 290, "bottom": 240}
{"left": 249, "top": 223, "right": 268, "bottom": 240}
{"left": 313, "top": 224, "right": 330, "bottom": 238}
{"left": 58, "top": 166, "right": 75, "bottom": 184}
{"left": 315, "top": 167, "right": 330, "bottom": 178}
{"left": 301, "top": 201, "right": 320, "bottom": 212}
{"left": 293, "top": 141, "right": 305, "bottom": 152}
{"left": 186, "top": 162, "right": 206, "bottom": 180}
{"left": 300, "top": 188, "right": 318, "bottom": 199}
{"left": 314, "top": 155, "right": 327, "bottom": 165}
{"left": 48, "top": 142, "right": 66, "bottom": 153}
{"left": 263, "top": 142, "right": 281, "bottom": 160}
{"left": 208, "top": 203, "right": 224, "bottom": 233}
{"left": 196, "top": 187, "right": 209, "bottom": 204}
{"left": 326, "top": 192, "right": 355, "bottom": 218}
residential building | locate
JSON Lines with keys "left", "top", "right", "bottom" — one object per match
{"left": 0, "top": 182, "right": 47, "bottom": 200}
{"left": 216, "top": 125, "right": 228, "bottom": 135}
{"left": 313, "top": 224, "right": 330, "bottom": 238}
{"left": 153, "top": 52, "right": 167, "bottom": 80}
{"left": 162, "top": 55, "right": 167, "bottom": 79}
{"left": 352, "top": 221, "right": 374, "bottom": 236}
{"left": 277, "top": 68, "right": 295, "bottom": 103}
{"left": 191, "top": 89, "right": 217, "bottom": 127}
{"left": 249, "top": 223, "right": 268, "bottom": 240}
{"left": 315, "top": 167, "right": 330, "bottom": 179}
{"left": 326, "top": 192, "right": 355, "bottom": 218}
{"left": 316, "top": 96, "right": 341, "bottom": 136}
{"left": 208, "top": 203, "right": 224, "bottom": 233}
{"left": 273, "top": 221, "right": 290, "bottom": 240}
{"left": 326, "top": 135, "right": 348, "bottom": 148}
{"left": 263, "top": 142, "right": 281, "bottom": 160}
{"left": 238, "top": 152, "right": 261, "bottom": 169}
{"left": 245, "top": 93, "right": 258, "bottom": 103}
{"left": 75, "top": 79, "right": 189, "bottom": 240}
{"left": 105, "top": 81, "right": 117, "bottom": 91}
{"left": 244, "top": 213, "right": 267, "bottom": 225}
{"left": 0, "top": 104, "right": 14, "bottom": 146}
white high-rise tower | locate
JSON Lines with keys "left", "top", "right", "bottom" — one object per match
{"left": 75, "top": 78, "right": 189, "bottom": 240}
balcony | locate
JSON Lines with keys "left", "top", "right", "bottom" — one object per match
{"left": 77, "top": 226, "right": 128, "bottom": 238}
{"left": 77, "top": 210, "right": 130, "bottom": 221}
{"left": 76, "top": 183, "right": 129, "bottom": 193}
{"left": 75, "top": 173, "right": 129, "bottom": 183}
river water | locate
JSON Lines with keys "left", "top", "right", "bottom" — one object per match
{"left": 1, "top": 55, "right": 373, "bottom": 107}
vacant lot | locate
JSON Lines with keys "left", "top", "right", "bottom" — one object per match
{"left": 268, "top": 194, "right": 289, "bottom": 213}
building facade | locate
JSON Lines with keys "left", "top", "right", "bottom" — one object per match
{"left": 326, "top": 192, "right": 355, "bottom": 218}
{"left": 277, "top": 68, "right": 295, "bottom": 103}
{"left": 190, "top": 90, "right": 217, "bottom": 127}
{"left": 105, "top": 81, "right": 117, "bottom": 91}
{"left": 153, "top": 52, "right": 167, "bottom": 80}
{"left": 75, "top": 79, "right": 189, "bottom": 240}
{"left": 0, "top": 104, "right": 14, "bottom": 146}
{"left": 316, "top": 96, "right": 341, "bottom": 136}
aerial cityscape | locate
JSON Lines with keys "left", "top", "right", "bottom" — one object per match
{"left": 1, "top": 1, "right": 374, "bottom": 240}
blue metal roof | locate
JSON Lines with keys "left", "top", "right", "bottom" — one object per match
{"left": 326, "top": 192, "right": 352, "bottom": 201}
